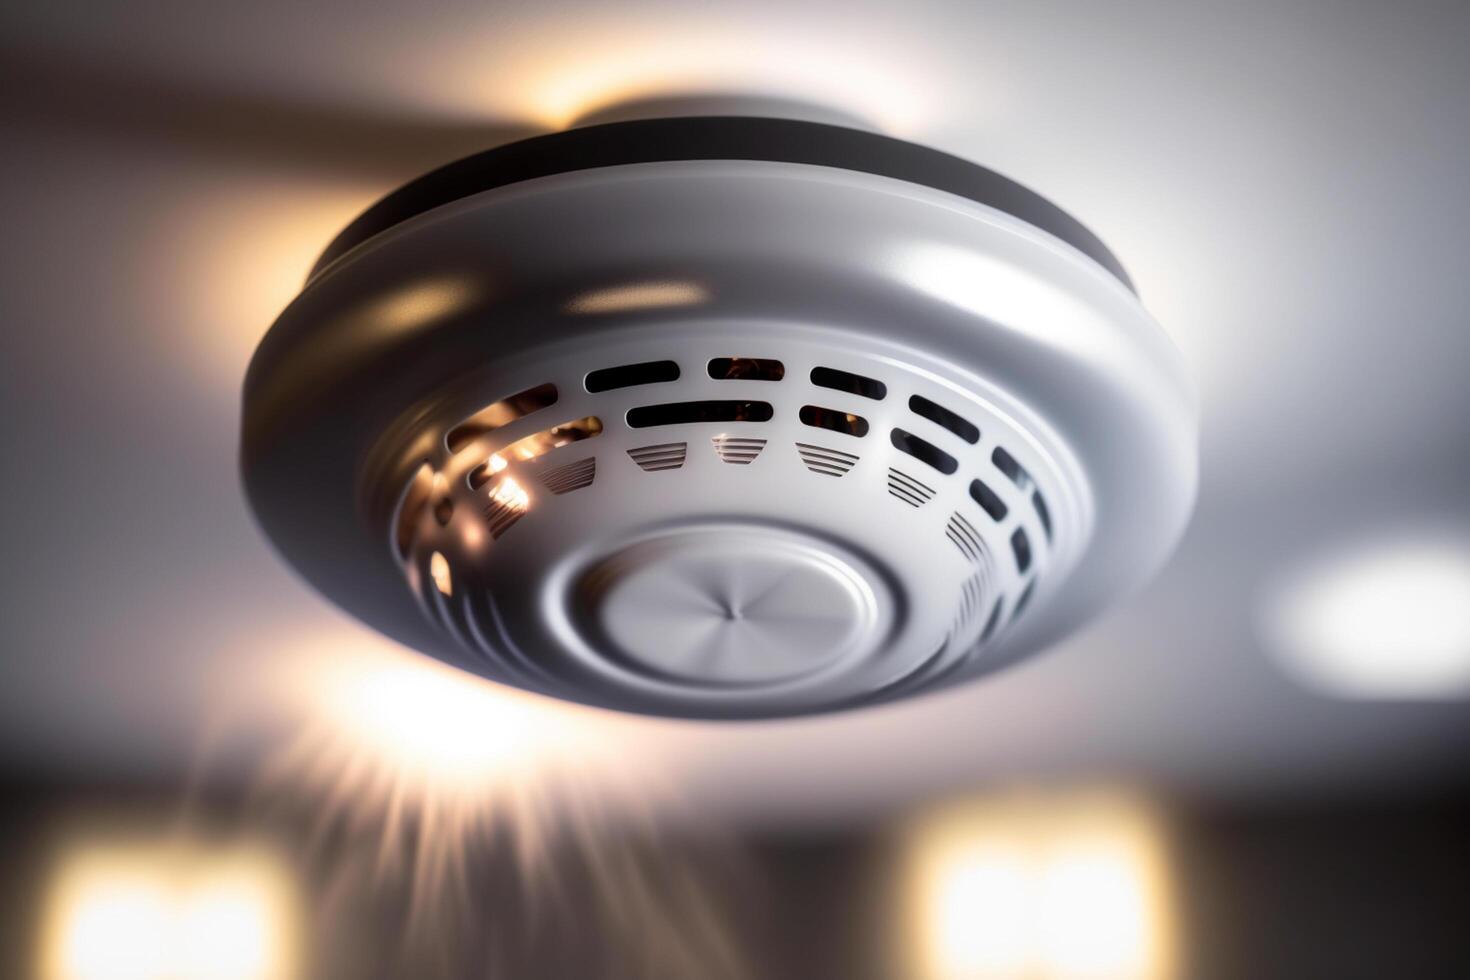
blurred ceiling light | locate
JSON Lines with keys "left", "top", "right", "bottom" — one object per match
{"left": 566, "top": 280, "right": 709, "bottom": 314}
{"left": 1262, "top": 533, "right": 1470, "bottom": 698}
{"left": 39, "top": 843, "right": 297, "bottom": 980}
{"left": 903, "top": 792, "right": 1173, "bottom": 980}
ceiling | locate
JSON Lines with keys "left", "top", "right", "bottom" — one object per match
{"left": 3, "top": 0, "right": 1469, "bottom": 827}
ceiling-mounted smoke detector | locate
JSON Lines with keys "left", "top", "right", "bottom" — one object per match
{"left": 242, "top": 114, "right": 1196, "bottom": 719}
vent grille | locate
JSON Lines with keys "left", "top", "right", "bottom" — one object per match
{"left": 712, "top": 436, "right": 767, "bottom": 464}
{"left": 1011, "top": 527, "right": 1033, "bottom": 574}
{"left": 484, "top": 497, "right": 526, "bottom": 539}
{"left": 946, "top": 512, "right": 985, "bottom": 564}
{"left": 540, "top": 457, "right": 596, "bottom": 495}
{"left": 891, "top": 428, "right": 958, "bottom": 475}
{"left": 980, "top": 598, "right": 1004, "bottom": 642}
{"left": 969, "top": 477, "right": 1008, "bottom": 522}
{"left": 628, "top": 442, "right": 687, "bottom": 471}
{"left": 953, "top": 571, "right": 985, "bottom": 639}
{"left": 796, "top": 442, "right": 859, "bottom": 477}
{"left": 888, "top": 467, "right": 935, "bottom": 508}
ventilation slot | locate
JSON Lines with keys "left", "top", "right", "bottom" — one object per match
{"left": 469, "top": 416, "right": 603, "bottom": 488}
{"left": 712, "top": 436, "right": 766, "bottom": 464}
{"left": 707, "top": 357, "right": 785, "bottom": 381}
{"left": 800, "top": 405, "right": 869, "bottom": 437}
{"left": 394, "top": 463, "right": 434, "bottom": 558}
{"left": 628, "top": 442, "right": 687, "bottom": 472}
{"left": 796, "top": 443, "right": 859, "bottom": 477}
{"left": 483, "top": 477, "right": 530, "bottom": 539}
{"left": 909, "top": 394, "right": 979, "bottom": 444}
{"left": 969, "top": 478, "right": 1008, "bottom": 522}
{"left": 980, "top": 598, "right": 1004, "bottom": 642}
{"left": 540, "top": 457, "right": 596, "bottom": 495}
{"left": 627, "top": 400, "right": 773, "bottom": 427}
{"left": 585, "top": 360, "right": 679, "bottom": 392}
{"left": 811, "top": 366, "right": 887, "bottom": 400}
{"left": 447, "top": 382, "right": 558, "bottom": 453}
{"left": 429, "top": 551, "right": 452, "bottom": 596}
{"left": 1011, "top": 527, "right": 1033, "bottom": 574}
{"left": 1032, "top": 491, "right": 1053, "bottom": 542}
{"left": 891, "top": 428, "right": 958, "bottom": 475}
{"left": 946, "top": 513, "right": 985, "bottom": 564}
{"left": 953, "top": 571, "right": 985, "bottom": 639}
{"left": 992, "top": 446, "right": 1034, "bottom": 489}
{"left": 1013, "top": 579, "right": 1037, "bottom": 621}
{"left": 888, "top": 468, "right": 935, "bottom": 508}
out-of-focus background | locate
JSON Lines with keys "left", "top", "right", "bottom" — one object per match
{"left": 3, "top": 1, "right": 1469, "bottom": 977}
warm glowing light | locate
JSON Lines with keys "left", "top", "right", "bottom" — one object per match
{"left": 566, "top": 280, "right": 709, "bottom": 314}
{"left": 40, "top": 843, "right": 297, "bottom": 980}
{"left": 490, "top": 475, "right": 530, "bottom": 512}
{"left": 1262, "top": 532, "right": 1470, "bottom": 698}
{"left": 904, "top": 792, "right": 1173, "bottom": 980}
{"left": 429, "top": 551, "right": 453, "bottom": 596}
{"left": 488, "top": 453, "right": 509, "bottom": 474}
{"left": 504, "top": 28, "right": 931, "bottom": 135}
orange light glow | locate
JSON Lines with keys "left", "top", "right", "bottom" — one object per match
{"left": 39, "top": 842, "right": 298, "bottom": 980}
{"left": 490, "top": 475, "right": 530, "bottom": 512}
{"left": 902, "top": 791, "right": 1175, "bottom": 980}
{"left": 261, "top": 637, "right": 657, "bottom": 941}
{"left": 429, "top": 551, "right": 453, "bottom": 596}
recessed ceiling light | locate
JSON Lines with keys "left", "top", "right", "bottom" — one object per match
{"left": 241, "top": 113, "right": 1196, "bottom": 718}
{"left": 1261, "top": 532, "right": 1470, "bottom": 699}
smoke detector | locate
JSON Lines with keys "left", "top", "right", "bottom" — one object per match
{"left": 242, "top": 114, "right": 1196, "bottom": 719}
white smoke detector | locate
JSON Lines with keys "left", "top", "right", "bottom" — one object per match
{"left": 242, "top": 115, "right": 1196, "bottom": 719}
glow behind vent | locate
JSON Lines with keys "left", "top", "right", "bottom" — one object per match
{"left": 712, "top": 436, "right": 767, "bottom": 464}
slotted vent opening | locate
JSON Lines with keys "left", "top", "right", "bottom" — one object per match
{"left": 469, "top": 417, "right": 603, "bottom": 488}
{"left": 712, "top": 436, "right": 766, "bottom": 464}
{"left": 891, "top": 428, "right": 958, "bottom": 475}
{"left": 627, "top": 400, "right": 773, "bottom": 428}
{"left": 954, "top": 572, "right": 985, "bottom": 638}
{"left": 946, "top": 513, "right": 985, "bottom": 564}
{"left": 628, "top": 442, "right": 687, "bottom": 471}
{"left": 909, "top": 394, "right": 979, "bottom": 444}
{"left": 1032, "top": 491, "right": 1054, "bottom": 542}
{"left": 484, "top": 476, "right": 530, "bottom": 539}
{"left": 429, "top": 551, "right": 452, "bottom": 596}
{"left": 969, "top": 478, "right": 1008, "bottom": 522}
{"left": 1012, "top": 578, "right": 1037, "bottom": 621}
{"left": 708, "top": 357, "right": 785, "bottom": 381}
{"left": 980, "top": 597, "right": 1005, "bottom": 642}
{"left": 446, "top": 382, "right": 558, "bottom": 453}
{"left": 992, "top": 446, "right": 1033, "bottom": 489}
{"left": 811, "top": 366, "right": 887, "bottom": 400}
{"left": 796, "top": 443, "right": 859, "bottom": 477}
{"left": 800, "top": 405, "right": 869, "bottom": 437}
{"left": 1011, "top": 527, "right": 1033, "bottom": 574}
{"left": 394, "top": 463, "right": 434, "bottom": 558}
{"left": 888, "top": 468, "right": 935, "bottom": 508}
{"left": 541, "top": 457, "right": 596, "bottom": 495}
{"left": 585, "top": 360, "right": 679, "bottom": 392}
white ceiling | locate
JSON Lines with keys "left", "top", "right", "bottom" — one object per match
{"left": 3, "top": 0, "right": 1469, "bottom": 826}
